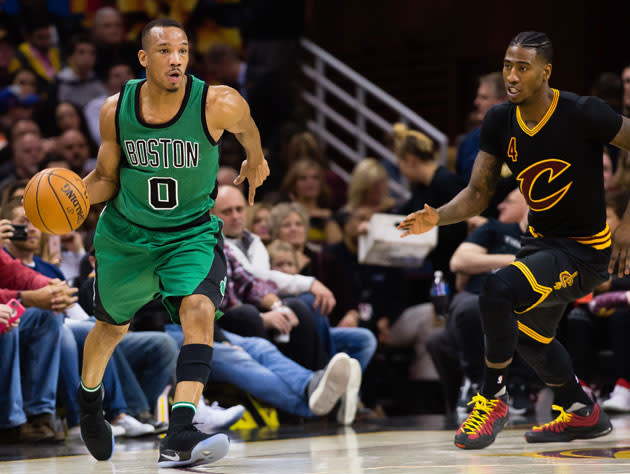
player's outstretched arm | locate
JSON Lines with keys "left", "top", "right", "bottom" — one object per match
{"left": 206, "top": 86, "right": 269, "bottom": 205}
{"left": 397, "top": 151, "right": 502, "bottom": 237}
{"left": 83, "top": 95, "right": 122, "bottom": 205}
{"left": 609, "top": 117, "right": 630, "bottom": 276}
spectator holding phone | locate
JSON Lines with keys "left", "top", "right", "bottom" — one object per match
{"left": 0, "top": 211, "right": 76, "bottom": 443}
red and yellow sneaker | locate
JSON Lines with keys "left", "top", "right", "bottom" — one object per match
{"left": 525, "top": 403, "right": 612, "bottom": 443}
{"left": 454, "top": 393, "right": 509, "bottom": 449}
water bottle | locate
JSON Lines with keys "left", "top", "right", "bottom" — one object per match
{"left": 430, "top": 270, "right": 450, "bottom": 319}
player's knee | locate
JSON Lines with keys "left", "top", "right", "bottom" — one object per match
{"left": 93, "top": 320, "right": 129, "bottom": 343}
{"left": 180, "top": 296, "right": 215, "bottom": 342}
{"left": 176, "top": 343, "right": 213, "bottom": 384}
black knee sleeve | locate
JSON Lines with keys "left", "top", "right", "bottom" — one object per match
{"left": 478, "top": 273, "right": 518, "bottom": 363}
{"left": 176, "top": 344, "right": 213, "bottom": 384}
{"left": 517, "top": 336, "right": 573, "bottom": 386}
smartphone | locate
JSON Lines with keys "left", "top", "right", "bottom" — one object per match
{"left": 48, "top": 235, "right": 61, "bottom": 256}
{"left": 0, "top": 298, "right": 25, "bottom": 333}
{"left": 9, "top": 224, "right": 27, "bottom": 241}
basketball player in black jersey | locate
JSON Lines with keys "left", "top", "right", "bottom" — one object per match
{"left": 398, "top": 31, "right": 630, "bottom": 450}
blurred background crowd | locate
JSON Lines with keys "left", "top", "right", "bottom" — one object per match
{"left": 2, "top": 0, "right": 630, "bottom": 445}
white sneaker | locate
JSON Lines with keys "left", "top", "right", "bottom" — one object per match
{"left": 308, "top": 353, "right": 351, "bottom": 415}
{"left": 67, "top": 425, "right": 81, "bottom": 439}
{"left": 602, "top": 382, "right": 630, "bottom": 413}
{"left": 337, "top": 358, "right": 362, "bottom": 425}
{"left": 111, "top": 414, "right": 155, "bottom": 437}
{"left": 193, "top": 399, "right": 245, "bottom": 433}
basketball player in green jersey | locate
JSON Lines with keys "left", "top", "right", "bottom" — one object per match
{"left": 78, "top": 19, "right": 269, "bottom": 468}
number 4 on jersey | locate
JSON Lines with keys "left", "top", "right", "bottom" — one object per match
{"left": 508, "top": 137, "right": 518, "bottom": 162}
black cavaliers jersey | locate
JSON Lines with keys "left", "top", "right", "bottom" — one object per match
{"left": 480, "top": 89, "right": 622, "bottom": 248}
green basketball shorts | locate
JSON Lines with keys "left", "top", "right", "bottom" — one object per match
{"left": 92, "top": 205, "right": 227, "bottom": 326}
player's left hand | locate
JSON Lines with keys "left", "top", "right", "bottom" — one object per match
{"left": 234, "top": 158, "right": 270, "bottom": 205}
{"left": 609, "top": 220, "right": 630, "bottom": 277}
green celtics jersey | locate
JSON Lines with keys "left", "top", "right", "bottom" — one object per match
{"left": 112, "top": 74, "right": 219, "bottom": 229}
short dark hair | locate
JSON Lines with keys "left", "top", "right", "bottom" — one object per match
{"left": 509, "top": 31, "right": 554, "bottom": 64}
{"left": 141, "top": 18, "right": 186, "bottom": 49}
{"left": 67, "top": 33, "right": 95, "bottom": 56}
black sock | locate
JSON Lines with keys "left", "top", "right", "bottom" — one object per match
{"left": 79, "top": 381, "right": 102, "bottom": 403}
{"left": 170, "top": 403, "right": 196, "bottom": 429}
{"left": 481, "top": 366, "right": 508, "bottom": 399}
{"left": 553, "top": 376, "right": 593, "bottom": 411}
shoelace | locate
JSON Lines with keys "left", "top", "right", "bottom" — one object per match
{"left": 532, "top": 404, "right": 572, "bottom": 432}
{"left": 461, "top": 394, "right": 498, "bottom": 434}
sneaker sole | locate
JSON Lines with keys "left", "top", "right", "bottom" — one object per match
{"left": 157, "top": 433, "right": 229, "bottom": 468}
{"left": 337, "top": 358, "right": 362, "bottom": 425}
{"left": 309, "top": 353, "right": 351, "bottom": 415}
{"left": 525, "top": 423, "right": 613, "bottom": 443}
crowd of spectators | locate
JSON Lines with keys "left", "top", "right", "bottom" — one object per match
{"left": 2, "top": 2, "right": 630, "bottom": 445}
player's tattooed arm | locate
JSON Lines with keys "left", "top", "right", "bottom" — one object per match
{"left": 84, "top": 95, "right": 121, "bottom": 204}
{"left": 397, "top": 151, "right": 501, "bottom": 237}
{"left": 436, "top": 151, "right": 502, "bottom": 226}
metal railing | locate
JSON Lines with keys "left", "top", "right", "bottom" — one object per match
{"left": 300, "top": 38, "right": 449, "bottom": 200}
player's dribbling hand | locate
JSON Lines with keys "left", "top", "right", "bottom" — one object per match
{"left": 397, "top": 203, "right": 439, "bottom": 237}
{"left": 609, "top": 220, "right": 630, "bottom": 277}
{"left": 234, "top": 158, "right": 270, "bottom": 205}
{"left": 0, "top": 219, "right": 14, "bottom": 240}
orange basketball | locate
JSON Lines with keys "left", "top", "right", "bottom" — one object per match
{"left": 23, "top": 168, "right": 90, "bottom": 235}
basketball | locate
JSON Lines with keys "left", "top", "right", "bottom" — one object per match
{"left": 23, "top": 168, "right": 91, "bottom": 235}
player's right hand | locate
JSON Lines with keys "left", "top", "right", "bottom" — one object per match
{"left": 397, "top": 203, "right": 439, "bottom": 237}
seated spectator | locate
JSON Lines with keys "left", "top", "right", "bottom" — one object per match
{"left": 219, "top": 243, "right": 329, "bottom": 371}
{"left": 1, "top": 199, "right": 159, "bottom": 436}
{"left": 566, "top": 190, "right": 630, "bottom": 411}
{"left": 168, "top": 321, "right": 360, "bottom": 424}
{"left": 91, "top": 7, "right": 142, "bottom": 80}
{"left": 246, "top": 202, "right": 272, "bottom": 246}
{"left": 455, "top": 72, "right": 506, "bottom": 183}
{"left": 266, "top": 230, "right": 377, "bottom": 371}
{"left": 280, "top": 159, "right": 343, "bottom": 248}
{"left": 9, "top": 17, "right": 60, "bottom": 91}
{"left": 393, "top": 124, "right": 467, "bottom": 288}
{"left": 0, "top": 132, "right": 44, "bottom": 192}
{"left": 0, "top": 220, "right": 75, "bottom": 442}
{"left": 50, "top": 34, "right": 107, "bottom": 109}
{"left": 215, "top": 185, "right": 336, "bottom": 318}
{"left": 50, "top": 101, "right": 98, "bottom": 157}
{"left": 343, "top": 158, "right": 395, "bottom": 214}
{"left": 84, "top": 62, "right": 135, "bottom": 146}
{"left": 57, "top": 128, "right": 96, "bottom": 177}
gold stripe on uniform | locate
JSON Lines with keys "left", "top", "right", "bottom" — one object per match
{"left": 511, "top": 261, "right": 553, "bottom": 314}
{"left": 570, "top": 224, "right": 611, "bottom": 249}
{"left": 516, "top": 89, "right": 560, "bottom": 136}
{"left": 528, "top": 224, "right": 612, "bottom": 250}
{"left": 517, "top": 321, "right": 553, "bottom": 344}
